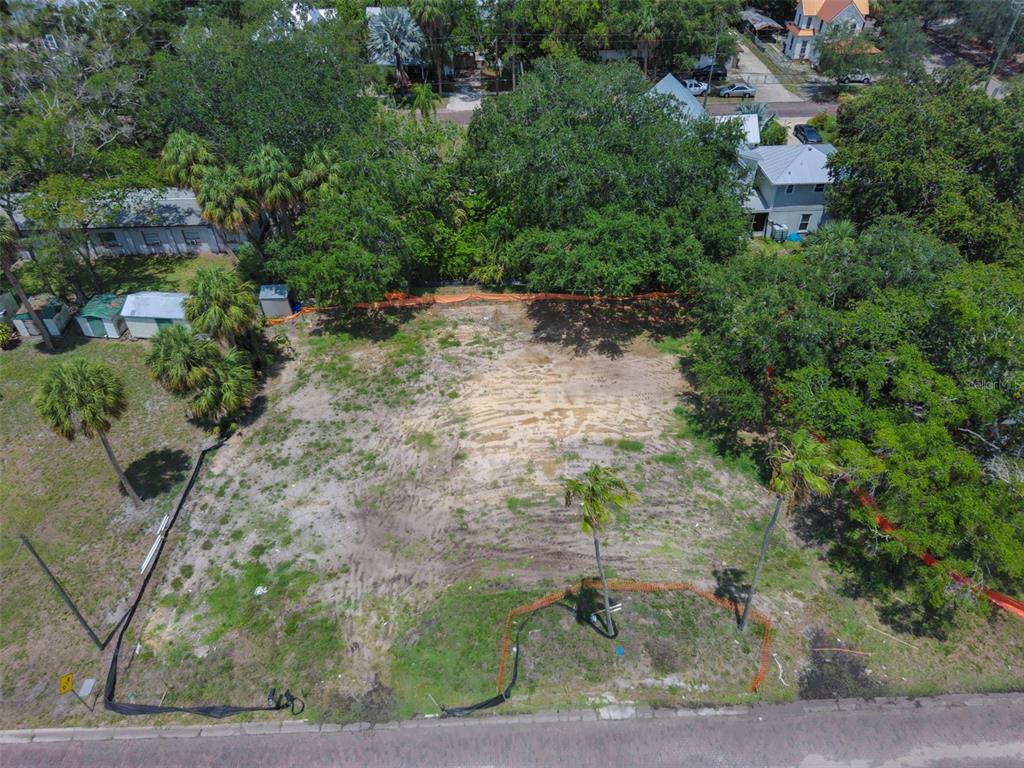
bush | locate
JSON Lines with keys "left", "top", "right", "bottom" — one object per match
{"left": 760, "top": 119, "right": 788, "bottom": 145}
{"left": 0, "top": 324, "right": 19, "bottom": 350}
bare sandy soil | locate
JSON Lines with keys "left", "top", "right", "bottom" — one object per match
{"left": 139, "top": 301, "right": 776, "bottom": 700}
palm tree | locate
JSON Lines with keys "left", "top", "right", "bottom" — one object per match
{"left": 410, "top": 83, "right": 441, "bottom": 120}
{"left": 367, "top": 6, "right": 427, "bottom": 92}
{"left": 34, "top": 359, "right": 143, "bottom": 507}
{"left": 635, "top": 9, "right": 660, "bottom": 79}
{"left": 189, "top": 348, "right": 256, "bottom": 423}
{"left": 739, "top": 430, "right": 839, "bottom": 632}
{"left": 195, "top": 164, "right": 257, "bottom": 239}
{"left": 146, "top": 324, "right": 220, "bottom": 393}
{"left": 244, "top": 144, "right": 297, "bottom": 234}
{"left": 408, "top": 0, "right": 447, "bottom": 94}
{"left": 160, "top": 130, "right": 215, "bottom": 189}
{"left": 298, "top": 146, "right": 341, "bottom": 195}
{"left": 564, "top": 465, "right": 638, "bottom": 634}
{"left": 1, "top": 216, "right": 54, "bottom": 352}
{"left": 735, "top": 102, "right": 778, "bottom": 130}
{"left": 184, "top": 266, "right": 258, "bottom": 347}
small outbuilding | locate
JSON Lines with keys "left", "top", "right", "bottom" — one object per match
{"left": 76, "top": 294, "right": 127, "bottom": 339}
{"left": 120, "top": 291, "right": 189, "bottom": 339}
{"left": 13, "top": 294, "right": 71, "bottom": 338}
{"left": 259, "top": 284, "right": 292, "bottom": 318}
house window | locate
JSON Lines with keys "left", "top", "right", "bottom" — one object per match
{"left": 98, "top": 232, "right": 120, "bottom": 248}
{"left": 183, "top": 229, "right": 203, "bottom": 246}
{"left": 142, "top": 231, "right": 162, "bottom": 247}
{"left": 799, "top": 41, "right": 808, "bottom": 57}
{"left": 799, "top": 214, "right": 812, "bottom": 232}
{"left": 814, "top": 183, "right": 825, "bottom": 192}
{"left": 785, "top": 184, "right": 795, "bottom": 194}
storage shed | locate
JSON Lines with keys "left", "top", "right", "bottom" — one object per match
{"left": 13, "top": 295, "right": 71, "bottom": 338}
{"left": 120, "top": 291, "right": 189, "bottom": 339}
{"left": 76, "top": 294, "right": 127, "bottom": 338}
{"left": 259, "top": 284, "right": 292, "bottom": 318}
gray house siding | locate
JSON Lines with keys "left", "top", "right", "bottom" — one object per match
{"left": 90, "top": 224, "right": 231, "bottom": 257}
{"left": 762, "top": 181, "right": 827, "bottom": 210}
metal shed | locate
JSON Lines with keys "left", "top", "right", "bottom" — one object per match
{"left": 120, "top": 291, "right": 189, "bottom": 339}
{"left": 76, "top": 294, "right": 127, "bottom": 338}
{"left": 259, "top": 284, "right": 292, "bottom": 318}
{"left": 14, "top": 295, "right": 71, "bottom": 338}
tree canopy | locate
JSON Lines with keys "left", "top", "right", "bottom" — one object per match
{"left": 460, "top": 59, "right": 748, "bottom": 289}
{"left": 827, "top": 65, "right": 1024, "bottom": 267}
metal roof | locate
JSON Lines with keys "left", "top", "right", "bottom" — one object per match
{"left": 121, "top": 292, "right": 188, "bottom": 320}
{"left": 748, "top": 144, "right": 835, "bottom": 185}
{"left": 650, "top": 74, "right": 706, "bottom": 120}
{"left": 741, "top": 8, "right": 784, "bottom": 32}
{"left": 715, "top": 114, "right": 761, "bottom": 145}
{"left": 10, "top": 187, "right": 205, "bottom": 230}
{"left": 259, "top": 284, "right": 289, "bottom": 300}
{"left": 79, "top": 294, "right": 126, "bottom": 319}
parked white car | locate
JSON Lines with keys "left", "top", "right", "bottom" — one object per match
{"left": 681, "top": 78, "right": 709, "bottom": 96}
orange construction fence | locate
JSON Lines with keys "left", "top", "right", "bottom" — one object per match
{"left": 266, "top": 291, "right": 680, "bottom": 326}
{"left": 494, "top": 579, "right": 773, "bottom": 695}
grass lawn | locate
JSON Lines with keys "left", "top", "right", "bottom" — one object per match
{"left": 0, "top": 338, "right": 204, "bottom": 725}
{"left": 7, "top": 252, "right": 236, "bottom": 299}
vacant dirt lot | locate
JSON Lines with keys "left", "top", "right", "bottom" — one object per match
{"left": 4, "top": 299, "right": 1022, "bottom": 726}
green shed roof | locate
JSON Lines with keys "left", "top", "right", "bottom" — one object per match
{"left": 16, "top": 295, "right": 64, "bottom": 320}
{"left": 79, "top": 294, "right": 126, "bottom": 319}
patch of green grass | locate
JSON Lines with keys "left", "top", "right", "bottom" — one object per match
{"left": 671, "top": 407, "right": 762, "bottom": 483}
{"left": 654, "top": 336, "right": 689, "bottom": 356}
{"left": 389, "top": 583, "right": 773, "bottom": 718}
{"left": 612, "top": 438, "right": 644, "bottom": 453}
{"left": 407, "top": 431, "right": 438, "bottom": 450}
{"left": 505, "top": 497, "right": 529, "bottom": 516}
{"left": 654, "top": 452, "right": 684, "bottom": 467}
{"left": 438, "top": 333, "right": 462, "bottom": 349}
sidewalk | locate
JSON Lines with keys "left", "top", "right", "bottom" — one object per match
{"left": 3, "top": 692, "right": 1021, "bottom": 744}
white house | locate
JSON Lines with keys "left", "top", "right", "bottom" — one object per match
{"left": 784, "top": 0, "right": 869, "bottom": 63}
{"left": 120, "top": 291, "right": 189, "bottom": 339}
{"left": 740, "top": 143, "right": 836, "bottom": 237}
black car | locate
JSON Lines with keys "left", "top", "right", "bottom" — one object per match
{"left": 794, "top": 124, "right": 823, "bottom": 144}
{"left": 693, "top": 63, "right": 727, "bottom": 81}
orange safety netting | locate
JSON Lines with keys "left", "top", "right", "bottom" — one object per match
{"left": 266, "top": 291, "right": 680, "bottom": 325}
{"left": 805, "top": 435, "right": 1024, "bottom": 621}
{"left": 494, "top": 579, "right": 774, "bottom": 695}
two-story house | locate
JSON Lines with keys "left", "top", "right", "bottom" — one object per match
{"left": 784, "top": 0, "right": 869, "bottom": 63}
{"left": 740, "top": 144, "right": 836, "bottom": 237}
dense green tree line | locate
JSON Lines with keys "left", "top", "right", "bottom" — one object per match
{"left": 688, "top": 218, "right": 1023, "bottom": 630}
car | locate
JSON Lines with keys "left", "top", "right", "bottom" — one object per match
{"left": 680, "top": 78, "right": 709, "bottom": 95}
{"left": 839, "top": 72, "right": 872, "bottom": 84}
{"left": 693, "top": 63, "right": 728, "bottom": 81}
{"left": 717, "top": 83, "right": 756, "bottom": 98}
{"left": 794, "top": 123, "right": 823, "bottom": 144}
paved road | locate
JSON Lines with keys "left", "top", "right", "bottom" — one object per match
{"left": 5, "top": 697, "right": 1023, "bottom": 768}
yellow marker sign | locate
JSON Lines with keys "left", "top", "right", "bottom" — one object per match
{"left": 59, "top": 673, "right": 74, "bottom": 695}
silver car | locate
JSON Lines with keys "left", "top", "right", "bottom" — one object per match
{"left": 718, "top": 83, "right": 756, "bottom": 98}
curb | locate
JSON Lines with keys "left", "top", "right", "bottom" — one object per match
{"left": 2, "top": 692, "right": 1022, "bottom": 744}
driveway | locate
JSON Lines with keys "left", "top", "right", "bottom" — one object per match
{"left": 732, "top": 41, "right": 806, "bottom": 103}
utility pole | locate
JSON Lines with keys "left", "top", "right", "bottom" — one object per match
{"left": 990, "top": 0, "right": 1024, "bottom": 83}
{"left": 703, "top": 17, "right": 726, "bottom": 109}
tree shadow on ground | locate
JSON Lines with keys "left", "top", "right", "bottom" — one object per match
{"left": 124, "top": 448, "right": 191, "bottom": 500}
{"left": 713, "top": 566, "right": 749, "bottom": 626}
{"left": 309, "top": 306, "right": 428, "bottom": 342}
{"left": 95, "top": 255, "right": 191, "bottom": 294}
{"left": 792, "top": 496, "right": 954, "bottom": 641}
{"left": 526, "top": 299, "right": 689, "bottom": 359}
